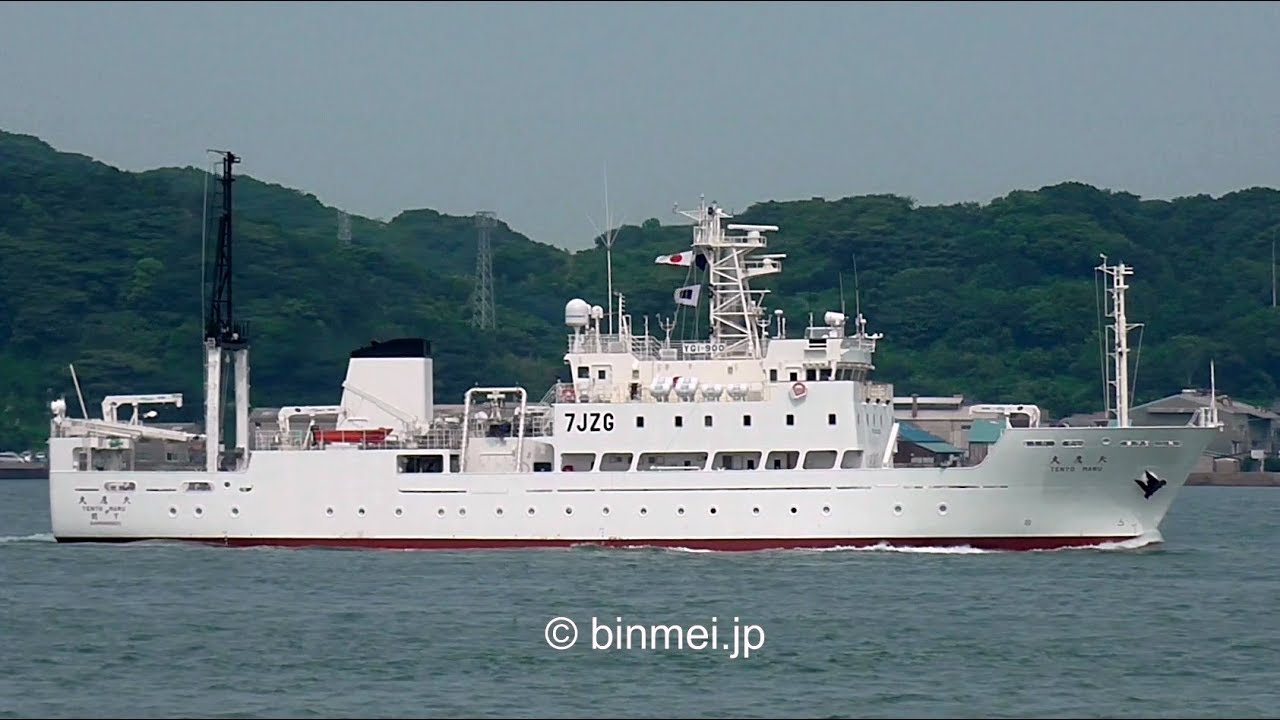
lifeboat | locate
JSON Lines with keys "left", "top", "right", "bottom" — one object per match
{"left": 312, "top": 427, "right": 393, "bottom": 444}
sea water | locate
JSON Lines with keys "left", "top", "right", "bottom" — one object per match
{"left": 1, "top": 478, "right": 1277, "bottom": 718}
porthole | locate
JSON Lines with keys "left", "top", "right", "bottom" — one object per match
{"left": 357, "top": 506, "right": 366, "bottom": 517}
{"left": 677, "top": 506, "right": 685, "bottom": 515}
{"left": 528, "top": 507, "right": 536, "bottom": 516}
{"left": 938, "top": 503, "right": 948, "bottom": 515}
{"left": 822, "top": 505, "right": 831, "bottom": 515}
{"left": 231, "top": 506, "right": 240, "bottom": 517}
{"left": 194, "top": 506, "right": 204, "bottom": 517}
{"left": 709, "top": 507, "right": 717, "bottom": 515}
{"left": 565, "top": 506, "right": 573, "bottom": 515}
{"left": 168, "top": 506, "right": 178, "bottom": 518}
{"left": 790, "top": 506, "right": 797, "bottom": 514}
{"left": 752, "top": 507, "right": 760, "bottom": 515}
{"left": 394, "top": 507, "right": 403, "bottom": 517}
{"left": 893, "top": 504, "right": 903, "bottom": 515}
{"left": 496, "top": 507, "right": 504, "bottom": 517}
{"left": 640, "top": 507, "right": 648, "bottom": 516}
{"left": 437, "top": 507, "right": 445, "bottom": 517}
{"left": 326, "top": 507, "right": 334, "bottom": 517}
{"left": 459, "top": 507, "right": 467, "bottom": 517}
{"left": 602, "top": 506, "right": 610, "bottom": 515}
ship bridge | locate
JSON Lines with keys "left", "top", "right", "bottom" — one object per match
{"left": 554, "top": 197, "right": 888, "bottom": 407}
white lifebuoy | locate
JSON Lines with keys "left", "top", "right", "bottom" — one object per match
{"left": 791, "top": 381, "right": 807, "bottom": 400}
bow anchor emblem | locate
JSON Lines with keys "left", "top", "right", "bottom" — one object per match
{"left": 1134, "top": 470, "right": 1167, "bottom": 499}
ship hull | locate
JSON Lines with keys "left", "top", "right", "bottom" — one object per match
{"left": 48, "top": 425, "right": 1216, "bottom": 552}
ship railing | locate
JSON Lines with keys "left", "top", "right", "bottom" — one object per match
{"left": 566, "top": 333, "right": 664, "bottom": 359}
{"left": 251, "top": 428, "right": 465, "bottom": 451}
{"left": 544, "top": 381, "right": 770, "bottom": 405}
{"left": 567, "top": 333, "right": 779, "bottom": 364}
{"left": 414, "top": 426, "right": 465, "bottom": 449}
{"left": 539, "top": 384, "right": 563, "bottom": 405}
{"left": 846, "top": 336, "right": 878, "bottom": 353}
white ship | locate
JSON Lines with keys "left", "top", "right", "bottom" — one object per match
{"left": 46, "top": 153, "right": 1223, "bottom": 551}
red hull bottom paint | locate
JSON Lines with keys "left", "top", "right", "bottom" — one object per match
{"left": 55, "top": 535, "right": 1140, "bottom": 552}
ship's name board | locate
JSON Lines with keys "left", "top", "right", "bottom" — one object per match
{"left": 80, "top": 493, "right": 128, "bottom": 526}
{"left": 565, "top": 411, "right": 615, "bottom": 433}
{"left": 682, "top": 342, "right": 726, "bottom": 355}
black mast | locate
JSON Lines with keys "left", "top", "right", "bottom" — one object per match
{"left": 206, "top": 150, "right": 248, "bottom": 349}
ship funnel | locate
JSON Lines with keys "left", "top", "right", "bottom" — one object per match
{"left": 338, "top": 338, "right": 434, "bottom": 432}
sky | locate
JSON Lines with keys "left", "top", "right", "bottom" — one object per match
{"left": 2, "top": 1, "right": 1278, "bottom": 250}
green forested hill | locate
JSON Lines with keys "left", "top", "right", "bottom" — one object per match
{"left": 2, "top": 129, "right": 1279, "bottom": 450}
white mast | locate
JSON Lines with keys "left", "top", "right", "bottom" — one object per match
{"left": 604, "top": 168, "right": 616, "bottom": 336}
{"left": 675, "top": 198, "right": 782, "bottom": 358}
{"left": 1097, "top": 255, "right": 1138, "bottom": 428}
{"left": 589, "top": 164, "right": 621, "bottom": 335}
{"left": 1210, "top": 359, "right": 1219, "bottom": 427}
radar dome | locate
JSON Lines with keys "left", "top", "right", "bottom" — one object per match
{"left": 565, "top": 298, "right": 591, "bottom": 328}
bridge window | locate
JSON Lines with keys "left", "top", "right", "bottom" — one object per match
{"left": 704, "top": 415, "right": 713, "bottom": 427}
{"left": 828, "top": 413, "right": 837, "bottom": 425}
{"left": 636, "top": 416, "right": 645, "bottom": 428}
{"left": 638, "top": 452, "right": 707, "bottom": 471}
{"left": 561, "top": 453, "right": 596, "bottom": 472}
{"left": 599, "top": 453, "right": 633, "bottom": 471}
{"left": 743, "top": 415, "right": 752, "bottom": 427}
{"left": 770, "top": 369, "right": 778, "bottom": 382}
{"left": 398, "top": 454, "right": 443, "bottom": 473}
{"left": 675, "top": 416, "right": 683, "bottom": 428}
{"left": 786, "top": 414, "right": 794, "bottom": 426}
{"left": 840, "top": 450, "right": 863, "bottom": 468}
{"left": 803, "top": 450, "right": 837, "bottom": 469}
{"left": 766, "top": 450, "right": 799, "bottom": 470}
{"left": 713, "top": 451, "right": 761, "bottom": 470}
{"left": 577, "top": 366, "right": 588, "bottom": 379}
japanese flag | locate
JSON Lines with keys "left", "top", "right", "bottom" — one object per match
{"left": 654, "top": 251, "right": 693, "bottom": 266}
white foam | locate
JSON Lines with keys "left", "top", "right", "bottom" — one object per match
{"left": 608, "top": 545, "right": 716, "bottom": 553}
{"left": 637, "top": 531, "right": 1166, "bottom": 556}
{"left": 812, "top": 543, "right": 991, "bottom": 554}
{"left": 1070, "top": 530, "right": 1164, "bottom": 552}
{"left": 0, "top": 532, "right": 55, "bottom": 543}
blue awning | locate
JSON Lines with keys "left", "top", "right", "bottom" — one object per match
{"left": 897, "top": 422, "right": 962, "bottom": 454}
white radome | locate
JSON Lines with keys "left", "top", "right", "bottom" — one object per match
{"left": 565, "top": 298, "right": 591, "bottom": 328}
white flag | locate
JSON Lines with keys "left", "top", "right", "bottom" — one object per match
{"left": 674, "top": 284, "right": 701, "bottom": 307}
